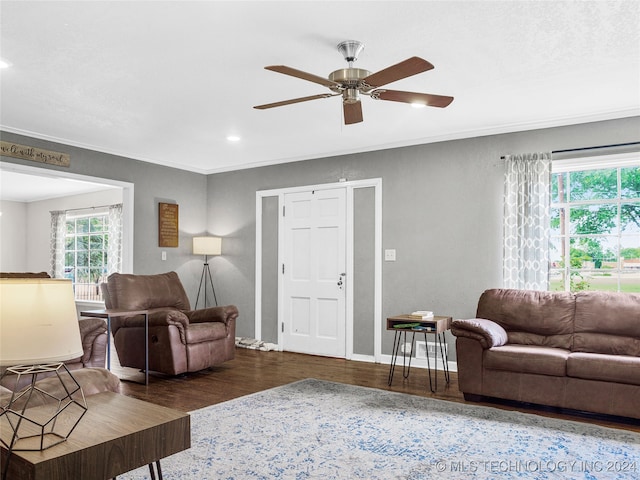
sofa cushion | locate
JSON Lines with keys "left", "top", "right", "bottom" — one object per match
{"left": 573, "top": 291, "right": 640, "bottom": 356}
{"left": 476, "top": 289, "right": 576, "bottom": 349}
{"left": 484, "top": 345, "right": 569, "bottom": 376}
{"left": 107, "top": 271, "right": 191, "bottom": 311}
{"left": 0, "top": 271, "right": 50, "bottom": 278}
{"left": 567, "top": 352, "right": 640, "bottom": 386}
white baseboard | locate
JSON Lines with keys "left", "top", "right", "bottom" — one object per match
{"left": 267, "top": 346, "right": 458, "bottom": 373}
{"left": 350, "top": 353, "right": 458, "bottom": 372}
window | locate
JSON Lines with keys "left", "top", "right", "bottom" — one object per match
{"left": 64, "top": 212, "right": 110, "bottom": 301}
{"left": 550, "top": 161, "right": 640, "bottom": 292}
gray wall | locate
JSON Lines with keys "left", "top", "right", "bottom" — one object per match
{"left": 0, "top": 200, "right": 28, "bottom": 271}
{"left": 205, "top": 116, "right": 640, "bottom": 356}
{"left": 353, "top": 187, "right": 376, "bottom": 356}
{"left": 2, "top": 116, "right": 638, "bottom": 358}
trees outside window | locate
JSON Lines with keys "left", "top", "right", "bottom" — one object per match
{"left": 65, "top": 213, "right": 109, "bottom": 300}
{"left": 550, "top": 166, "right": 640, "bottom": 292}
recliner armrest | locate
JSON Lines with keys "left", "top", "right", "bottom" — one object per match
{"left": 451, "top": 318, "right": 508, "bottom": 349}
{"left": 112, "top": 309, "right": 189, "bottom": 329}
{"left": 184, "top": 305, "right": 239, "bottom": 325}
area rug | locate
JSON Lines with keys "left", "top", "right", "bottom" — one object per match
{"left": 122, "top": 379, "right": 639, "bottom": 479}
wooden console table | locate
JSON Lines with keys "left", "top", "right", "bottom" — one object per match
{"left": 81, "top": 308, "right": 149, "bottom": 385}
{"left": 387, "top": 315, "right": 452, "bottom": 392}
{"left": 0, "top": 392, "right": 190, "bottom": 480}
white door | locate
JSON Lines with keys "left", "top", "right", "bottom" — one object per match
{"left": 282, "top": 188, "right": 346, "bottom": 357}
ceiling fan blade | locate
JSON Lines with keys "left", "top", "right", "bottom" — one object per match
{"left": 343, "top": 101, "right": 363, "bottom": 125}
{"left": 362, "top": 57, "right": 434, "bottom": 89}
{"left": 265, "top": 65, "right": 340, "bottom": 88}
{"left": 371, "top": 89, "right": 454, "bottom": 108}
{"left": 254, "top": 93, "right": 338, "bottom": 110}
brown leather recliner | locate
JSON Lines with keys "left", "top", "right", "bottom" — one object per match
{"left": 101, "top": 271, "right": 238, "bottom": 376}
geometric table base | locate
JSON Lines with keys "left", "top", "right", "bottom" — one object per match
{"left": 0, "top": 363, "right": 87, "bottom": 452}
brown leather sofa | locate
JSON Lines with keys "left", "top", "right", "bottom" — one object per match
{"left": 102, "top": 271, "right": 238, "bottom": 376}
{"left": 0, "top": 368, "right": 120, "bottom": 409}
{"left": 452, "top": 288, "right": 640, "bottom": 419}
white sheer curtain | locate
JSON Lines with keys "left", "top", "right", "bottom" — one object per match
{"left": 49, "top": 210, "right": 66, "bottom": 278}
{"left": 503, "top": 152, "right": 552, "bottom": 290}
{"left": 107, "top": 203, "right": 123, "bottom": 275}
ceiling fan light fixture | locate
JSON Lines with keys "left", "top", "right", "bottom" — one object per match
{"left": 411, "top": 103, "right": 427, "bottom": 109}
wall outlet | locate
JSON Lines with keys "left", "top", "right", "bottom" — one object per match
{"left": 384, "top": 249, "right": 396, "bottom": 261}
{"left": 400, "top": 342, "right": 412, "bottom": 355}
{"left": 415, "top": 341, "right": 437, "bottom": 359}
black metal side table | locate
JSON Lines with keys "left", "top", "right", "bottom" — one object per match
{"left": 387, "top": 315, "right": 452, "bottom": 392}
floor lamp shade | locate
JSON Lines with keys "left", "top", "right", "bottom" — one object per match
{"left": 0, "top": 278, "right": 84, "bottom": 367}
{"left": 193, "top": 236, "right": 222, "bottom": 256}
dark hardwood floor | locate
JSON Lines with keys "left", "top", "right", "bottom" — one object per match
{"left": 115, "top": 348, "right": 640, "bottom": 433}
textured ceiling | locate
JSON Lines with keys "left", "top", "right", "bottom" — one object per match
{"left": 1, "top": 1, "right": 639, "bottom": 175}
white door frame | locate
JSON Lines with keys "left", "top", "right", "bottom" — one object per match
{"left": 255, "top": 178, "right": 382, "bottom": 361}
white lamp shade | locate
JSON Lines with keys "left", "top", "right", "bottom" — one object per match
{"left": 193, "top": 236, "right": 222, "bottom": 256}
{"left": 0, "top": 278, "right": 84, "bottom": 366}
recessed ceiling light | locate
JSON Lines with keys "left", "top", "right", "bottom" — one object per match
{"left": 226, "top": 135, "right": 241, "bottom": 142}
{"left": 0, "top": 59, "right": 12, "bottom": 69}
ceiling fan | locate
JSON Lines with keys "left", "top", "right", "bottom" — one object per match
{"left": 253, "top": 40, "right": 454, "bottom": 125}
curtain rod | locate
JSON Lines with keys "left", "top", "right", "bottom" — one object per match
{"left": 500, "top": 141, "right": 640, "bottom": 160}
{"left": 51, "top": 203, "right": 120, "bottom": 214}
{"left": 553, "top": 141, "right": 640, "bottom": 154}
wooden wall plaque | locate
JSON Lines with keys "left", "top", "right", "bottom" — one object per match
{"left": 158, "top": 203, "right": 179, "bottom": 247}
{"left": 0, "top": 140, "right": 70, "bottom": 167}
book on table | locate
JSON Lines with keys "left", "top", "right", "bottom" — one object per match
{"left": 408, "top": 310, "right": 434, "bottom": 319}
{"left": 392, "top": 323, "right": 422, "bottom": 329}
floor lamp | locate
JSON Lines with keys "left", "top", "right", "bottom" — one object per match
{"left": 193, "top": 236, "right": 222, "bottom": 308}
{"left": 0, "top": 279, "right": 87, "bottom": 479}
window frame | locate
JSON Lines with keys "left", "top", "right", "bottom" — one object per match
{"left": 550, "top": 152, "right": 639, "bottom": 292}
{"left": 64, "top": 209, "right": 110, "bottom": 301}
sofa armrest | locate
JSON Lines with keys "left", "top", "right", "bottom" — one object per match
{"left": 111, "top": 309, "right": 190, "bottom": 330}
{"left": 184, "top": 305, "right": 239, "bottom": 325}
{"left": 78, "top": 318, "right": 108, "bottom": 368}
{"left": 451, "top": 318, "right": 508, "bottom": 349}
{"left": 79, "top": 317, "right": 107, "bottom": 337}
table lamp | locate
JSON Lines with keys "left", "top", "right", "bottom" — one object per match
{"left": 0, "top": 278, "right": 87, "bottom": 455}
{"left": 193, "top": 236, "right": 222, "bottom": 308}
